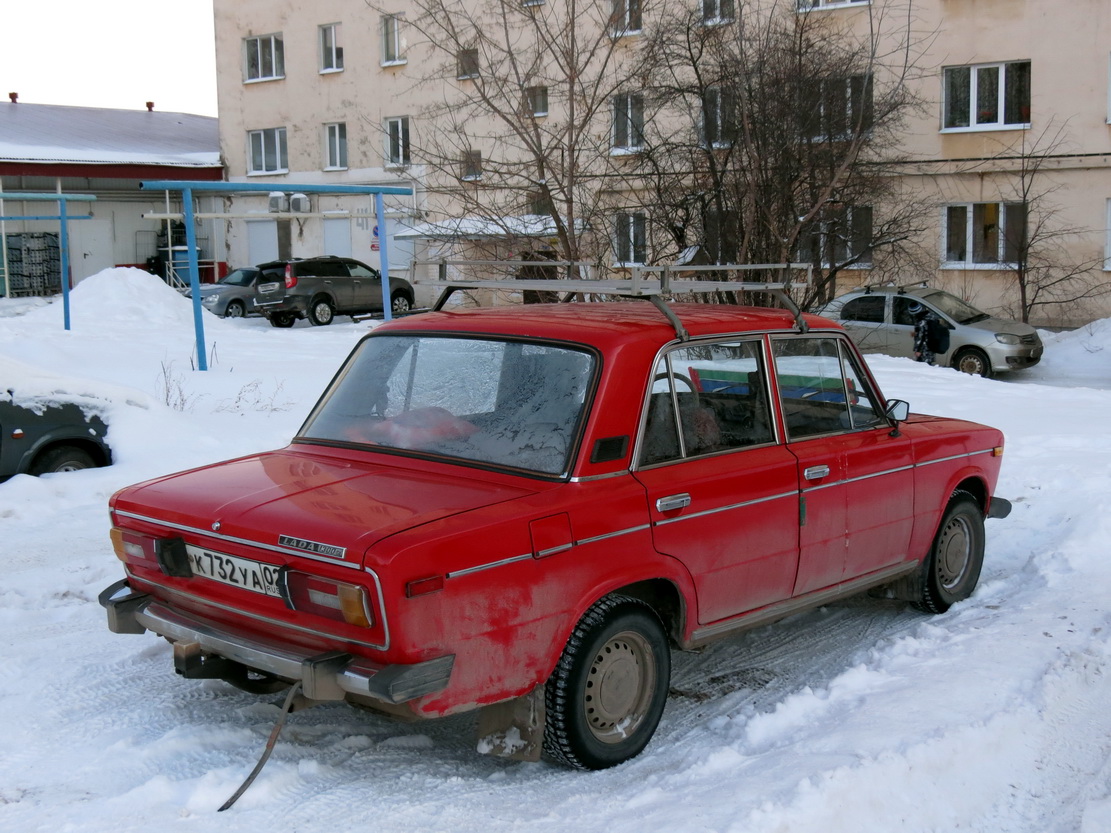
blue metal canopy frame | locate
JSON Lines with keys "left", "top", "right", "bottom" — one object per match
{"left": 141, "top": 180, "right": 414, "bottom": 371}
{"left": 0, "top": 192, "right": 97, "bottom": 330}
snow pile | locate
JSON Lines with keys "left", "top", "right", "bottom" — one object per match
{"left": 1, "top": 269, "right": 1111, "bottom": 833}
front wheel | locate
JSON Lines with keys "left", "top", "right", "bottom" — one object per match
{"left": 543, "top": 595, "right": 670, "bottom": 770}
{"left": 913, "top": 491, "right": 985, "bottom": 614}
{"left": 952, "top": 347, "right": 992, "bottom": 378}
{"left": 223, "top": 300, "right": 246, "bottom": 319}
{"left": 391, "top": 291, "right": 413, "bottom": 315}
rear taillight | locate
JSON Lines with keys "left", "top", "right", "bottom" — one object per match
{"left": 284, "top": 571, "right": 373, "bottom": 628}
{"left": 284, "top": 264, "right": 297, "bottom": 289}
{"left": 110, "top": 527, "right": 155, "bottom": 564}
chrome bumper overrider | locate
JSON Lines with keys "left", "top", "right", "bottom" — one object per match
{"left": 98, "top": 579, "right": 453, "bottom": 705}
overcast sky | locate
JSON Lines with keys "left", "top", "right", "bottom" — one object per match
{"left": 3, "top": 0, "right": 218, "bottom": 117}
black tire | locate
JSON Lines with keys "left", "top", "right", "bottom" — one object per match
{"left": 308, "top": 297, "right": 335, "bottom": 326}
{"left": 223, "top": 300, "right": 246, "bottom": 319}
{"left": 543, "top": 595, "right": 670, "bottom": 770}
{"left": 912, "top": 491, "right": 985, "bottom": 614}
{"left": 952, "top": 347, "right": 992, "bottom": 378}
{"left": 29, "top": 445, "right": 96, "bottom": 475}
{"left": 269, "top": 312, "right": 296, "bottom": 328}
{"left": 391, "top": 291, "right": 413, "bottom": 315}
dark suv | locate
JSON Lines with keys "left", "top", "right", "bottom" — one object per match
{"left": 254, "top": 256, "right": 415, "bottom": 327}
{"left": 1, "top": 391, "right": 112, "bottom": 480}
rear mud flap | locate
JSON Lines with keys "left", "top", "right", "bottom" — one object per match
{"left": 476, "top": 686, "right": 545, "bottom": 762}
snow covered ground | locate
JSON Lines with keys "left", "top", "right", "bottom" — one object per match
{"left": 2, "top": 269, "right": 1111, "bottom": 832}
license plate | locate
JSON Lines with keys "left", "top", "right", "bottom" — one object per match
{"left": 186, "top": 545, "right": 283, "bottom": 598}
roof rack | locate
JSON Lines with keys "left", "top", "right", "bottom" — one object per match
{"left": 421, "top": 261, "right": 813, "bottom": 340}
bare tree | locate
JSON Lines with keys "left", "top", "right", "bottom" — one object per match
{"left": 367, "top": 0, "right": 648, "bottom": 269}
{"left": 633, "top": 0, "right": 933, "bottom": 306}
{"left": 991, "top": 123, "right": 1110, "bottom": 324}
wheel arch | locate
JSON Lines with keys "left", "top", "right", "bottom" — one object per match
{"left": 22, "top": 436, "right": 111, "bottom": 474}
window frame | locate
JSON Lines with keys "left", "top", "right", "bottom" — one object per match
{"left": 247, "top": 127, "right": 288, "bottom": 175}
{"left": 612, "top": 92, "right": 645, "bottom": 153}
{"left": 244, "top": 33, "right": 285, "bottom": 82}
{"left": 324, "top": 122, "right": 348, "bottom": 170}
{"left": 385, "top": 116, "right": 411, "bottom": 167}
{"left": 798, "top": 204, "right": 874, "bottom": 267}
{"left": 381, "top": 14, "right": 406, "bottom": 66}
{"left": 319, "top": 23, "right": 343, "bottom": 73}
{"left": 614, "top": 211, "right": 647, "bottom": 266}
{"left": 942, "top": 201, "right": 1027, "bottom": 268}
{"left": 526, "top": 86, "right": 549, "bottom": 118}
{"left": 701, "top": 0, "right": 735, "bottom": 25}
{"left": 611, "top": 0, "right": 643, "bottom": 36}
{"left": 457, "top": 47, "right": 480, "bottom": 80}
{"left": 461, "top": 149, "right": 483, "bottom": 181}
{"left": 942, "top": 60, "right": 1031, "bottom": 132}
{"left": 702, "top": 86, "right": 736, "bottom": 148}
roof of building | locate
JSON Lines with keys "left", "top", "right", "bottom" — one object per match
{"left": 0, "top": 101, "right": 220, "bottom": 168}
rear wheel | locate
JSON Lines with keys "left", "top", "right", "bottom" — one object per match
{"left": 268, "top": 312, "right": 296, "bottom": 328}
{"left": 952, "top": 347, "right": 991, "bottom": 378}
{"left": 913, "top": 491, "right": 985, "bottom": 614}
{"left": 29, "top": 445, "right": 95, "bottom": 475}
{"left": 308, "top": 297, "right": 335, "bottom": 326}
{"left": 223, "top": 300, "right": 246, "bottom": 319}
{"left": 543, "top": 595, "right": 670, "bottom": 770}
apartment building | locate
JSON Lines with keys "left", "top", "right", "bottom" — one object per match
{"left": 212, "top": 0, "right": 1111, "bottom": 325}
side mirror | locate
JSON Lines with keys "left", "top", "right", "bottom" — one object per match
{"left": 885, "top": 399, "right": 909, "bottom": 436}
{"left": 885, "top": 399, "right": 909, "bottom": 421}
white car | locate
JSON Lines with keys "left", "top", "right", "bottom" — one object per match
{"left": 817, "top": 285, "right": 1043, "bottom": 378}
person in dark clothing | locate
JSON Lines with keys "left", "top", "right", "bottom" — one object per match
{"left": 910, "top": 302, "right": 941, "bottom": 364}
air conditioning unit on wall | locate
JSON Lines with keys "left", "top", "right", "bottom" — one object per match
{"left": 290, "top": 193, "right": 311, "bottom": 213}
{"left": 268, "top": 192, "right": 288, "bottom": 213}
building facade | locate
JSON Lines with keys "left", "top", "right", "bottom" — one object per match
{"left": 211, "top": 0, "right": 1111, "bottom": 325}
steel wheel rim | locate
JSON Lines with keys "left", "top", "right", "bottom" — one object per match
{"left": 936, "top": 515, "right": 973, "bottom": 589}
{"left": 958, "top": 354, "right": 984, "bottom": 375}
{"left": 584, "top": 630, "right": 656, "bottom": 744}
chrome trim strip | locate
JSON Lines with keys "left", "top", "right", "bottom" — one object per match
{"left": 576, "top": 523, "right": 651, "bottom": 546}
{"left": 537, "top": 543, "right": 574, "bottom": 558}
{"left": 126, "top": 567, "right": 389, "bottom": 650}
{"left": 655, "top": 490, "right": 797, "bottom": 526}
{"left": 114, "top": 510, "right": 363, "bottom": 570}
{"left": 917, "top": 448, "right": 994, "bottom": 467}
{"left": 447, "top": 553, "right": 534, "bottom": 579}
{"left": 569, "top": 469, "right": 631, "bottom": 483}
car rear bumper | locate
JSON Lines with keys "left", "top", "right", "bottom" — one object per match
{"left": 98, "top": 579, "right": 453, "bottom": 705}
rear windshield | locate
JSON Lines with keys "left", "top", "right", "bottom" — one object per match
{"left": 299, "top": 335, "right": 595, "bottom": 476}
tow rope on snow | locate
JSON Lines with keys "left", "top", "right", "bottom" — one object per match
{"left": 219, "top": 681, "right": 303, "bottom": 812}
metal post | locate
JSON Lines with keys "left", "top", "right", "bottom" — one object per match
{"left": 375, "top": 192, "right": 393, "bottom": 321}
{"left": 181, "top": 187, "right": 209, "bottom": 371}
{"left": 59, "top": 198, "right": 71, "bottom": 330}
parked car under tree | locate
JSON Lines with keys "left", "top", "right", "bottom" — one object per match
{"left": 100, "top": 271, "right": 1010, "bottom": 772}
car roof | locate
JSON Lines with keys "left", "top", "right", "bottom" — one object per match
{"left": 376, "top": 302, "right": 838, "bottom": 351}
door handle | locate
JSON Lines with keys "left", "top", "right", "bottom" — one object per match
{"left": 804, "top": 465, "right": 831, "bottom": 481}
{"left": 656, "top": 493, "right": 692, "bottom": 512}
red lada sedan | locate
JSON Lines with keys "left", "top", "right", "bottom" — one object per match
{"left": 101, "top": 298, "right": 1010, "bottom": 770}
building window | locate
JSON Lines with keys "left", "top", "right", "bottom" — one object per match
{"left": 702, "top": 0, "right": 735, "bottom": 25}
{"left": 702, "top": 87, "right": 735, "bottom": 147}
{"left": 461, "top": 150, "right": 483, "bottom": 181}
{"left": 798, "top": 205, "right": 873, "bottom": 266}
{"left": 797, "top": 0, "right": 869, "bottom": 9}
{"left": 807, "top": 75, "right": 873, "bottom": 140}
{"left": 944, "top": 202, "right": 1027, "bottom": 266}
{"left": 943, "top": 61, "right": 1031, "bottom": 131}
{"left": 612, "top": 93, "right": 645, "bottom": 152}
{"left": 526, "top": 86, "right": 549, "bottom": 117}
{"left": 325, "top": 122, "right": 347, "bottom": 170}
{"left": 458, "top": 48, "right": 480, "bottom": 80}
{"left": 385, "top": 116, "right": 411, "bottom": 166}
{"left": 244, "top": 34, "right": 284, "bottom": 82}
{"left": 381, "top": 14, "right": 405, "bottom": 65}
{"left": 320, "top": 24, "right": 343, "bottom": 73}
{"left": 611, "top": 0, "right": 642, "bottom": 35}
{"left": 615, "top": 212, "right": 647, "bottom": 265}
{"left": 248, "top": 127, "right": 288, "bottom": 174}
